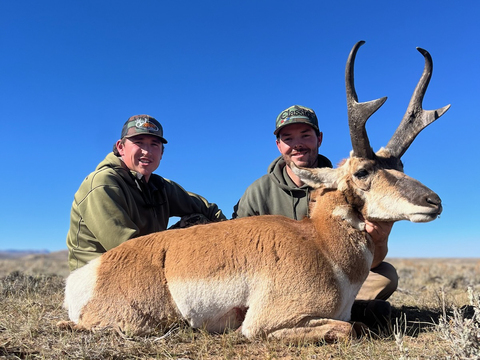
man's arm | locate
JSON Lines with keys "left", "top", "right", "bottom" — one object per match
{"left": 364, "top": 220, "right": 394, "bottom": 268}
{"left": 164, "top": 179, "right": 227, "bottom": 221}
{"left": 232, "top": 181, "right": 268, "bottom": 219}
{"left": 232, "top": 195, "right": 259, "bottom": 219}
{"left": 77, "top": 184, "right": 140, "bottom": 251}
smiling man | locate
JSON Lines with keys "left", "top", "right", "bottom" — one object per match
{"left": 66, "top": 115, "right": 226, "bottom": 271}
{"left": 233, "top": 105, "right": 331, "bottom": 220}
{"left": 232, "top": 105, "right": 397, "bottom": 329}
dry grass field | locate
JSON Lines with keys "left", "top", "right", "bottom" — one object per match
{"left": 0, "top": 251, "right": 479, "bottom": 359}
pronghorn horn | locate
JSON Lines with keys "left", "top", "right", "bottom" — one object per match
{"left": 385, "top": 47, "right": 451, "bottom": 159}
{"left": 346, "top": 41, "right": 387, "bottom": 159}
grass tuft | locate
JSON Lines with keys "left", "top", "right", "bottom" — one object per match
{"left": 437, "top": 286, "right": 480, "bottom": 359}
{"left": 1, "top": 270, "right": 65, "bottom": 297}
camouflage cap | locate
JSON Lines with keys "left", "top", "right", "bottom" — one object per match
{"left": 121, "top": 115, "right": 168, "bottom": 143}
{"left": 274, "top": 105, "right": 319, "bottom": 136}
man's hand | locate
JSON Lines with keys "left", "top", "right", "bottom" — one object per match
{"left": 364, "top": 220, "right": 393, "bottom": 245}
{"left": 364, "top": 220, "right": 394, "bottom": 269}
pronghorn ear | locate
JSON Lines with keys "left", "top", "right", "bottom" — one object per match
{"left": 291, "top": 164, "right": 338, "bottom": 189}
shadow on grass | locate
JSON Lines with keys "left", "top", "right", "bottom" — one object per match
{"left": 391, "top": 305, "right": 441, "bottom": 336}
{"left": 390, "top": 304, "right": 475, "bottom": 338}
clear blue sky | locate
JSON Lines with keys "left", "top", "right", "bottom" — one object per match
{"left": 1, "top": 1, "right": 478, "bottom": 257}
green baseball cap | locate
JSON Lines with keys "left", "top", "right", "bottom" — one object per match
{"left": 274, "top": 105, "right": 319, "bottom": 136}
{"left": 121, "top": 115, "right": 168, "bottom": 143}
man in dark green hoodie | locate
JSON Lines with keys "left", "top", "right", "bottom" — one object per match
{"left": 233, "top": 105, "right": 397, "bottom": 327}
{"left": 67, "top": 115, "right": 226, "bottom": 271}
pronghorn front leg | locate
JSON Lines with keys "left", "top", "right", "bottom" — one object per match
{"left": 266, "top": 318, "right": 357, "bottom": 344}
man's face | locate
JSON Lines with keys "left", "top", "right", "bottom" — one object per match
{"left": 276, "top": 123, "right": 323, "bottom": 169}
{"left": 116, "top": 135, "right": 163, "bottom": 181}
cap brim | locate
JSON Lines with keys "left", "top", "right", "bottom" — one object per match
{"left": 124, "top": 133, "right": 168, "bottom": 144}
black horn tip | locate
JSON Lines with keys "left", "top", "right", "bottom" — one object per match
{"left": 352, "top": 41, "right": 366, "bottom": 52}
{"left": 416, "top": 47, "right": 430, "bottom": 57}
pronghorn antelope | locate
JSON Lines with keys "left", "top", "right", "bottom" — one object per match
{"left": 62, "top": 41, "right": 449, "bottom": 343}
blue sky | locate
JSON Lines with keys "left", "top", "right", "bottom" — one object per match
{"left": 1, "top": 1, "right": 478, "bottom": 257}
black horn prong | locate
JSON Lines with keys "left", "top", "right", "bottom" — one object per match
{"left": 346, "top": 41, "right": 387, "bottom": 159}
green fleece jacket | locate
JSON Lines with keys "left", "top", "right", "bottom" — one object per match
{"left": 232, "top": 155, "right": 332, "bottom": 220}
{"left": 67, "top": 152, "right": 226, "bottom": 270}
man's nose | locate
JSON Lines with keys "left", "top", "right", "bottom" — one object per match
{"left": 142, "top": 144, "right": 152, "bottom": 153}
{"left": 292, "top": 140, "right": 303, "bottom": 148}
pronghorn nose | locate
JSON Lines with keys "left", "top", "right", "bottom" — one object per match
{"left": 425, "top": 193, "right": 442, "bottom": 215}
{"left": 426, "top": 193, "right": 441, "bottom": 207}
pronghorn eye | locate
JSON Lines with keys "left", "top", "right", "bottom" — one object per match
{"left": 354, "top": 169, "right": 369, "bottom": 179}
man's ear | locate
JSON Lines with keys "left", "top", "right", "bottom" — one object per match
{"left": 275, "top": 138, "right": 281, "bottom": 153}
{"left": 116, "top": 140, "right": 124, "bottom": 156}
{"left": 317, "top": 132, "right": 323, "bottom": 148}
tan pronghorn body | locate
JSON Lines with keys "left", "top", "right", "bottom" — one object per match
{"left": 63, "top": 41, "right": 449, "bottom": 343}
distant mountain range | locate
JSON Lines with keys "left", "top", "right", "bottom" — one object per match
{"left": 0, "top": 249, "right": 52, "bottom": 259}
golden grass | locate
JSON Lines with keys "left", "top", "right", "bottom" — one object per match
{"left": 0, "top": 252, "right": 478, "bottom": 359}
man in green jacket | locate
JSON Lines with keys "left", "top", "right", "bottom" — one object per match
{"left": 233, "top": 105, "right": 397, "bottom": 327}
{"left": 67, "top": 114, "right": 226, "bottom": 271}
